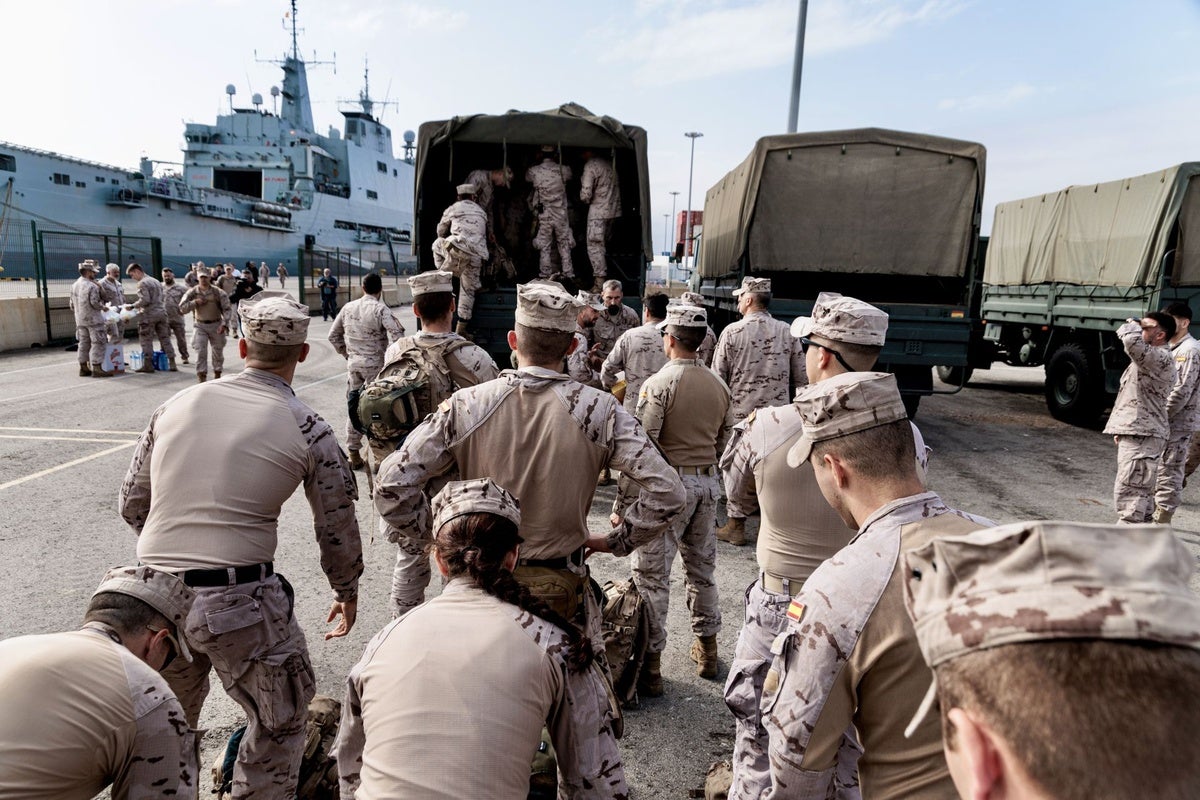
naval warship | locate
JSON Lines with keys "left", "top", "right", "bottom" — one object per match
{"left": 0, "top": 2, "right": 414, "bottom": 279}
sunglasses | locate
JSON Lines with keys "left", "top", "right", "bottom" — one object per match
{"left": 799, "top": 337, "right": 855, "bottom": 373}
{"left": 146, "top": 625, "right": 180, "bottom": 670}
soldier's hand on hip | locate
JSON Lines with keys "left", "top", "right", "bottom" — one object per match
{"left": 325, "top": 598, "right": 358, "bottom": 639}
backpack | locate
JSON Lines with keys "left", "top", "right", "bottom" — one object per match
{"left": 348, "top": 337, "right": 472, "bottom": 443}
{"left": 600, "top": 578, "right": 650, "bottom": 709}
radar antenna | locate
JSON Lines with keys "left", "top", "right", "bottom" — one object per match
{"left": 338, "top": 57, "right": 398, "bottom": 121}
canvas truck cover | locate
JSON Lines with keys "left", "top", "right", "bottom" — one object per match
{"left": 415, "top": 102, "right": 653, "bottom": 260}
{"left": 698, "top": 128, "right": 985, "bottom": 279}
{"left": 984, "top": 163, "right": 1200, "bottom": 287}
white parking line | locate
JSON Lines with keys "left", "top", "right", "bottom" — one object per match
{"left": 0, "top": 434, "right": 138, "bottom": 443}
{"left": 0, "top": 442, "right": 136, "bottom": 491}
{"left": 295, "top": 373, "right": 346, "bottom": 392}
{"left": 0, "top": 386, "right": 89, "bottom": 405}
{"left": 0, "top": 361, "right": 74, "bottom": 377}
{"left": 0, "top": 427, "right": 142, "bottom": 435}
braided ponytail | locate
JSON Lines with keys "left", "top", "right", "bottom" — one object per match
{"left": 437, "top": 514, "right": 594, "bottom": 672}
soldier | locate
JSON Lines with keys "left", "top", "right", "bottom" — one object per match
{"left": 673, "top": 290, "right": 717, "bottom": 366}
{"left": 712, "top": 276, "right": 806, "bottom": 421}
{"left": 720, "top": 293, "right": 897, "bottom": 799}
{"left": 614, "top": 303, "right": 734, "bottom": 693}
{"left": 329, "top": 272, "right": 406, "bottom": 470}
{"left": 464, "top": 166, "right": 516, "bottom": 280}
{"left": 0, "top": 565, "right": 198, "bottom": 798}
{"left": 338, "top": 478, "right": 623, "bottom": 799}
{"left": 119, "top": 291, "right": 363, "bottom": 800}
{"left": 161, "top": 268, "right": 190, "bottom": 364}
{"left": 184, "top": 261, "right": 200, "bottom": 288}
{"left": 568, "top": 290, "right": 604, "bottom": 387}
{"left": 1152, "top": 302, "right": 1200, "bottom": 523}
{"left": 179, "top": 267, "right": 231, "bottom": 383}
{"left": 1102, "top": 313, "right": 1175, "bottom": 523}
{"left": 259, "top": 261, "right": 270, "bottom": 287}
{"left": 276, "top": 261, "right": 288, "bottom": 288}
{"left": 591, "top": 279, "right": 641, "bottom": 360}
{"left": 70, "top": 258, "right": 110, "bottom": 377}
{"left": 903, "top": 520, "right": 1200, "bottom": 800}
{"left": 317, "top": 268, "right": 340, "bottom": 322}
{"left": 580, "top": 150, "right": 621, "bottom": 292}
{"left": 125, "top": 262, "right": 177, "bottom": 373}
{"left": 759, "top": 371, "right": 992, "bottom": 799}
{"left": 432, "top": 184, "right": 489, "bottom": 336}
{"left": 217, "top": 264, "right": 240, "bottom": 333}
{"left": 99, "top": 262, "right": 126, "bottom": 343}
{"left": 526, "top": 146, "right": 575, "bottom": 278}
{"left": 601, "top": 291, "right": 669, "bottom": 414}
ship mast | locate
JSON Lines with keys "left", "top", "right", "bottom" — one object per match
{"left": 290, "top": 0, "right": 299, "bottom": 61}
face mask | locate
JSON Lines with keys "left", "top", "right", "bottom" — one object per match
{"left": 606, "top": 304, "right": 621, "bottom": 316}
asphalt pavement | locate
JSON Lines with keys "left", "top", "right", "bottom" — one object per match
{"left": 1, "top": 318, "right": 1197, "bottom": 798}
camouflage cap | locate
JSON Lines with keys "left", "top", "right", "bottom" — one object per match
{"left": 456, "top": 183, "right": 477, "bottom": 196}
{"left": 675, "top": 290, "right": 705, "bottom": 307}
{"left": 785, "top": 371, "right": 907, "bottom": 467}
{"left": 516, "top": 282, "right": 583, "bottom": 332}
{"left": 197, "top": 268, "right": 211, "bottom": 279}
{"left": 540, "top": 144, "right": 557, "bottom": 154}
{"left": 731, "top": 276, "right": 771, "bottom": 297}
{"left": 576, "top": 291, "right": 604, "bottom": 311}
{"left": 656, "top": 303, "right": 707, "bottom": 330}
{"left": 408, "top": 270, "right": 454, "bottom": 297}
{"left": 78, "top": 258, "right": 99, "bottom": 274}
{"left": 238, "top": 291, "right": 310, "bottom": 345}
{"left": 431, "top": 477, "right": 522, "bottom": 537}
{"left": 93, "top": 565, "right": 196, "bottom": 662}
{"left": 790, "top": 292, "right": 889, "bottom": 346}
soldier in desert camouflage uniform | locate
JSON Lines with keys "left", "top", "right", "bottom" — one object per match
{"left": 568, "top": 291, "right": 604, "bottom": 387}
{"left": 70, "top": 259, "right": 109, "bottom": 377}
{"left": 119, "top": 292, "right": 363, "bottom": 800}
{"left": 757, "top": 371, "right": 992, "bottom": 800}
{"left": 464, "top": 165, "right": 515, "bottom": 280}
{"left": 591, "top": 279, "right": 641, "bottom": 360}
{"left": 1152, "top": 302, "right": 1200, "bottom": 523}
{"left": 329, "top": 272, "right": 406, "bottom": 469}
{"left": 526, "top": 146, "right": 575, "bottom": 278}
{"left": 672, "top": 291, "right": 717, "bottom": 366}
{"left": 903, "top": 520, "right": 1200, "bottom": 800}
{"left": 161, "top": 268, "right": 190, "bottom": 364}
{"left": 600, "top": 291, "right": 669, "bottom": 414}
{"left": 126, "top": 262, "right": 177, "bottom": 373}
{"left": 614, "top": 303, "right": 735, "bottom": 694}
{"left": 99, "top": 262, "right": 126, "bottom": 343}
{"left": 179, "top": 268, "right": 231, "bottom": 382}
{"left": 580, "top": 150, "right": 621, "bottom": 291}
{"left": 1102, "top": 313, "right": 1175, "bottom": 523}
{"left": 339, "top": 478, "right": 627, "bottom": 800}
{"left": 0, "top": 565, "right": 198, "bottom": 799}
{"left": 433, "top": 183, "right": 489, "bottom": 337}
{"left": 712, "top": 276, "right": 806, "bottom": 421}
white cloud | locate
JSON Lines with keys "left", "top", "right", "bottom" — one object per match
{"left": 330, "top": 1, "right": 467, "bottom": 35}
{"left": 938, "top": 83, "right": 1039, "bottom": 111}
{"left": 602, "top": 0, "right": 966, "bottom": 86}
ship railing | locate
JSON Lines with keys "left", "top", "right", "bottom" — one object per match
{"left": 0, "top": 139, "right": 138, "bottom": 177}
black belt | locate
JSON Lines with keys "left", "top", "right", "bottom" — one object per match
{"left": 519, "top": 547, "right": 586, "bottom": 570}
{"left": 181, "top": 562, "right": 274, "bottom": 587}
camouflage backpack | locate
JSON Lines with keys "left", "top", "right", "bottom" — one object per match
{"left": 349, "top": 338, "right": 471, "bottom": 443}
{"left": 600, "top": 578, "right": 650, "bottom": 709}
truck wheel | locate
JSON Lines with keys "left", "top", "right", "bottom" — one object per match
{"left": 935, "top": 365, "right": 974, "bottom": 386}
{"left": 1044, "top": 343, "right": 1103, "bottom": 426}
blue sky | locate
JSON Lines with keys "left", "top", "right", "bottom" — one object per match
{"left": 4, "top": 0, "right": 1199, "bottom": 249}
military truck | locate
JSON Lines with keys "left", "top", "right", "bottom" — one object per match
{"left": 413, "top": 103, "right": 652, "bottom": 363}
{"left": 693, "top": 128, "right": 987, "bottom": 415}
{"left": 973, "top": 163, "right": 1200, "bottom": 426}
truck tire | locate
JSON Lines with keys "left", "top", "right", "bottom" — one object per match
{"left": 1044, "top": 343, "right": 1103, "bottom": 426}
{"left": 935, "top": 365, "right": 974, "bottom": 386}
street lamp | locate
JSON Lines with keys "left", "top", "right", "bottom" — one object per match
{"left": 684, "top": 132, "right": 703, "bottom": 267}
{"left": 668, "top": 191, "right": 680, "bottom": 256}
{"left": 662, "top": 213, "right": 670, "bottom": 258}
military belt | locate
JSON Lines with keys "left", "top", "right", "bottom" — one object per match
{"left": 677, "top": 464, "right": 717, "bottom": 476}
{"left": 180, "top": 562, "right": 274, "bottom": 587}
{"left": 761, "top": 571, "right": 804, "bottom": 597}
{"left": 519, "top": 547, "right": 586, "bottom": 570}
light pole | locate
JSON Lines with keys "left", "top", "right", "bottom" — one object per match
{"left": 662, "top": 213, "right": 670, "bottom": 258}
{"left": 684, "top": 132, "right": 703, "bottom": 268}
{"left": 668, "top": 191, "right": 680, "bottom": 255}
{"left": 787, "top": 0, "right": 809, "bottom": 133}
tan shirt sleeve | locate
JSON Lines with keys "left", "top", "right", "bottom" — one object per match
{"left": 299, "top": 411, "right": 363, "bottom": 601}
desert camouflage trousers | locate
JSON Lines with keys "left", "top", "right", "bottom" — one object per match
{"left": 168, "top": 318, "right": 190, "bottom": 359}
{"left": 1114, "top": 434, "right": 1166, "bottom": 523}
{"left": 192, "top": 320, "right": 226, "bottom": 376}
{"left": 534, "top": 212, "right": 574, "bottom": 278}
{"left": 631, "top": 473, "right": 721, "bottom": 653}
{"left": 137, "top": 311, "right": 175, "bottom": 360}
{"left": 586, "top": 217, "right": 613, "bottom": 280}
{"left": 432, "top": 238, "right": 483, "bottom": 322}
{"left": 1155, "top": 434, "right": 1192, "bottom": 514}
{"left": 76, "top": 323, "right": 106, "bottom": 364}
{"left": 162, "top": 575, "right": 315, "bottom": 800}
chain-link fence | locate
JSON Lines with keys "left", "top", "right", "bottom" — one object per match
{"left": 297, "top": 246, "right": 416, "bottom": 307}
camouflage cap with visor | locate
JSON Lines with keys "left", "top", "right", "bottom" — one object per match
{"left": 93, "top": 565, "right": 197, "bottom": 662}
{"left": 516, "top": 282, "right": 583, "bottom": 333}
{"left": 432, "top": 478, "right": 522, "bottom": 538}
{"left": 786, "top": 371, "right": 908, "bottom": 467}
{"left": 731, "top": 276, "right": 771, "bottom": 297}
{"left": 408, "top": 270, "right": 455, "bottom": 297}
{"left": 656, "top": 303, "right": 708, "bottom": 330}
{"left": 238, "top": 291, "right": 311, "bottom": 345}
{"left": 790, "top": 292, "right": 889, "bottom": 346}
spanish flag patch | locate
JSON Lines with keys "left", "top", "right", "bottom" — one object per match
{"left": 787, "top": 599, "right": 805, "bottom": 623}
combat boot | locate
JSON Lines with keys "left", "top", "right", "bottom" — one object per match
{"left": 168, "top": 357, "right": 178, "bottom": 372}
{"left": 181, "top": 355, "right": 189, "bottom": 364}
{"left": 91, "top": 362, "right": 112, "bottom": 378}
{"left": 135, "top": 360, "right": 156, "bottom": 374}
{"left": 1153, "top": 507, "right": 1175, "bottom": 525}
{"left": 690, "top": 634, "right": 719, "bottom": 679}
{"left": 638, "top": 651, "right": 664, "bottom": 698}
{"left": 597, "top": 466, "right": 612, "bottom": 486}
{"left": 592, "top": 276, "right": 605, "bottom": 293}
{"left": 214, "top": 370, "right": 222, "bottom": 379}
{"left": 197, "top": 373, "right": 207, "bottom": 383}
{"left": 348, "top": 450, "right": 365, "bottom": 470}
{"left": 716, "top": 517, "right": 747, "bottom": 546}
{"left": 78, "top": 363, "right": 92, "bottom": 377}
